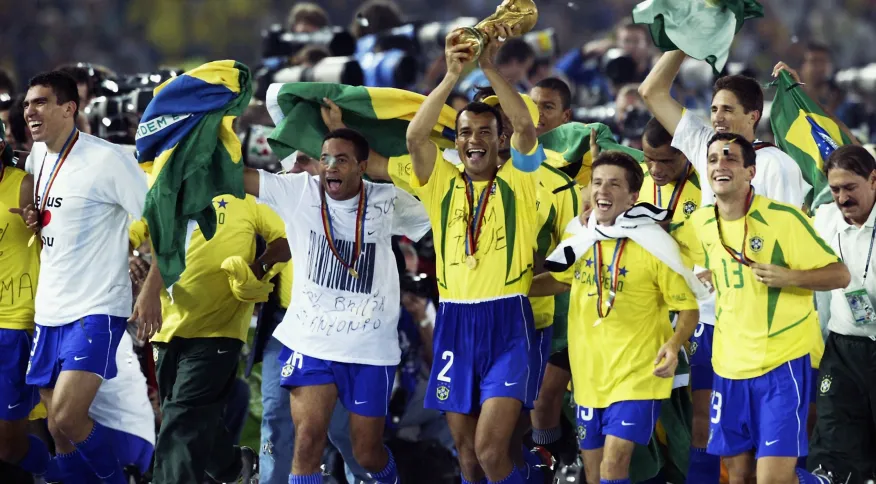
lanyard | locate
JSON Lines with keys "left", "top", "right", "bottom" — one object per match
{"left": 35, "top": 128, "right": 79, "bottom": 213}
{"left": 838, "top": 223, "right": 876, "bottom": 283}
{"left": 593, "top": 238, "right": 628, "bottom": 320}
{"left": 715, "top": 187, "right": 756, "bottom": 266}
{"left": 319, "top": 180, "right": 367, "bottom": 279}
{"left": 653, "top": 162, "right": 692, "bottom": 214}
{"left": 461, "top": 171, "right": 497, "bottom": 267}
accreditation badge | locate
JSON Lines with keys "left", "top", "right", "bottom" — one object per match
{"left": 845, "top": 287, "right": 876, "bottom": 326}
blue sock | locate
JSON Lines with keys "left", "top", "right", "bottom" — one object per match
{"left": 16, "top": 435, "right": 50, "bottom": 475}
{"left": 686, "top": 447, "right": 720, "bottom": 484}
{"left": 797, "top": 456, "right": 808, "bottom": 468}
{"left": 531, "top": 426, "right": 562, "bottom": 445}
{"left": 54, "top": 451, "right": 94, "bottom": 484}
{"left": 288, "top": 473, "right": 323, "bottom": 484}
{"left": 368, "top": 446, "right": 399, "bottom": 484}
{"left": 462, "top": 478, "right": 488, "bottom": 484}
{"left": 796, "top": 468, "right": 831, "bottom": 484}
{"left": 600, "top": 480, "right": 631, "bottom": 484}
{"left": 520, "top": 446, "right": 545, "bottom": 484}
{"left": 490, "top": 466, "right": 526, "bottom": 484}
{"left": 73, "top": 421, "right": 126, "bottom": 484}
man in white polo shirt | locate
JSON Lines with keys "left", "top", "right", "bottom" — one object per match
{"left": 811, "top": 145, "right": 876, "bottom": 483}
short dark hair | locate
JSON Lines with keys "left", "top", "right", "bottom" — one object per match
{"left": 293, "top": 45, "right": 331, "bottom": 66}
{"left": 592, "top": 151, "right": 644, "bottom": 192}
{"left": 712, "top": 75, "right": 763, "bottom": 130}
{"left": 287, "top": 2, "right": 330, "bottom": 31}
{"left": 455, "top": 102, "right": 504, "bottom": 137}
{"left": 323, "top": 128, "right": 370, "bottom": 161}
{"left": 0, "top": 69, "right": 15, "bottom": 94}
{"left": 707, "top": 132, "right": 756, "bottom": 168}
{"left": 495, "top": 38, "right": 535, "bottom": 67}
{"left": 824, "top": 145, "right": 876, "bottom": 179}
{"left": 642, "top": 117, "right": 679, "bottom": 153}
{"left": 28, "top": 71, "right": 80, "bottom": 113}
{"left": 351, "top": 0, "right": 403, "bottom": 38}
{"left": 446, "top": 92, "right": 468, "bottom": 109}
{"left": 616, "top": 18, "right": 650, "bottom": 37}
{"left": 8, "top": 94, "right": 27, "bottom": 147}
{"left": 472, "top": 86, "right": 495, "bottom": 103}
{"left": 534, "top": 77, "right": 572, "bottom": 110}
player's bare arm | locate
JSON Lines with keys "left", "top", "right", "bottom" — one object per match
{"left": 654, "top": 308, "right": 699, "bottom": 378}
{"left": 529, "top": 272, "right": 571, "bottom": 297}
{"left": 406, "top": 31, "right": 473, "bottom": 185}
{"left": 751, "top": 261, "right": 850, "bottom": 291}
{"left": 639, "top": 51, "right": 687, "bottom": 136}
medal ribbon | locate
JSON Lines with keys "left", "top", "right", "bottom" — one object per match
{"left": 35, "top": 128, "right": 79, "bottom": 214}
{"left": 462, "top": 172, "right": 497, "bottom": 258}
{"left": 653, "top": 162, "right": 692, "bottom": 214}
{"left": 593, "top": 238, "right": 628, "bottom": 319}
{"left": 715, "top": 187, "right": 756, "bottom": 266}
{"left": 319, "top": 181, "right": 367, "bottom": 275}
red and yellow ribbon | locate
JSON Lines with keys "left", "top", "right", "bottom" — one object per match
{"left": 320, "top": 180, "right": 367, "bottom": 278}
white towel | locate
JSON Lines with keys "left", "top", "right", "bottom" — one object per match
{"left": 545, "top": 203, "right": 711, "bottom": 302}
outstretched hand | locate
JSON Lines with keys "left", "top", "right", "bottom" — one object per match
{"left": 444, "top": 31, "right": 475, "bottom": 77}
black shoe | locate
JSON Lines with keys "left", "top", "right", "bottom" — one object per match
{"left": 812, "top": 465, "right": 850, "bottom": 484}
{"left": 225, "top": 446, "right": 259, "bottom": 484}
{"left": 530, "top": 446, "right": 556, "bottom": 484}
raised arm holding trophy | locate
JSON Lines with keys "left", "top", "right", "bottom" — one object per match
{"left": 452, "top": 0, "right": 539, "bottom": 58}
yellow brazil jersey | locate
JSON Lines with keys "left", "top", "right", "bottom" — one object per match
{"left": 544, "top": 148, "right": 591, "bottom": 187}
{"left": 411, "top": 143, "right": 538, "bottom": 301}
{"left": 531, "top": 164, "right": 579, "bottom": 330}
{"left": 388, "top": 154, "right": 416, "bottom": 196}
{"left": 638, "top": 163, "right": 702, "bottom": 228}
{"left": 671, "top": 195, "right": 839, "bottom": 379}
{"left": 554, "top": 239, "right": 698, "bottom": 408}
{"left": 276, "top": 262, "right": 293, "bottom": 309}
{"left": 150, "top": 195, "right": 286, "bottom": 343}
{"left": 0, "top": 167, "right": 39, "bottom": 330}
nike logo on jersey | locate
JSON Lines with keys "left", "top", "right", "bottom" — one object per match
{"left": 354, "top": 400, "right": 368, "bottom": 405}
{"left": 765, "top": 440, "right": 779, "bottom": 446}
{"left": 621, "top": 421, "right": 635, "bottom": 426}
{"left": 7, "top": 403, "right": 21, "bottom": 410}
{"left": 217, "top": 350, "right": 229, "bottom": 355}
{"left": 504, "top": 382, "right": 518, "bottom": 387}
{"left": 73, "top": 356, "right": 88, "bottom": 361}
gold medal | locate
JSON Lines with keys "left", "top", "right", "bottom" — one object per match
{"left": 465, "top": 255, "right": 477, "bottom": 270}
{"left": 348, "top": 267, "right": 359, "bottom": 279}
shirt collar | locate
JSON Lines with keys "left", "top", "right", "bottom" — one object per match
{"left": 838, "top": 201, "right": 876, "bottom": 232}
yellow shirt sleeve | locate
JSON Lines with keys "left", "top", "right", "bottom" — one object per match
{"left": 410, "top": 142, "right": 456, "bottom": 206}
{"left": 551, "top": 230, "right": 579, "bottom": 285}
{"left": 387, "top": 154, "right": 415, "bottom": 196}
{"left": 670, "top": 218, "right": 705, "bottom": 267}
{"left": 782, "top": 207, "right": 841, "bottom": 270}
{"left": 655, "top": 256, "right": 699, "bottom": 311}
{"left": 129, "top": 219, "right": 149, "bottom": 250}
{"left": 554, "top": 185, "right": 579, "bottom": 243}
{"left": 254, "top": 202, "right": 287, "bottom": 244}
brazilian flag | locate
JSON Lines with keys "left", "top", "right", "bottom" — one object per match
{"left": 769, "top": 71, "right": 854, "bottom": 209}
{"left": 135, "top": 60, "right": 252, "bottom": 288}
{"left": 538, "top": 122, "right": 645, "bottom": 186}
{"left": 265, "top": 82, "right": 458, "bottom": 161}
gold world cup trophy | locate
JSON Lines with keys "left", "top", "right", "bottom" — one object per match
{"left": 452, "top": 0, "right": 539, "bottom": 59}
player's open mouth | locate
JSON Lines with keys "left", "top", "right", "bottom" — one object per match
{"left": 596, "top": 199, "right": 613, "bottom": 210}
{"left": 466, "top": 148, "right": 486, "bottom": 162}
{"left": 325, "top": 177, "right": 342, "bottom": 191}
{"left": 29, "top": 121, "right": 43, "bottom": 134}
{"left": 713, "top": 175, "right": 731, "bottom": 182}
{"left": 714, "top": 125, "right": 729, "bottom": 133}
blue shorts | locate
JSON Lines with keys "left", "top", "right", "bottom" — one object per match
{"left": 26, "top": 316, "right": 128, "bottom": 388}
{"left": 278, "top": 346, "right": 394, "bottom": 418}
{"left": 708, "top": 354, "right": 813, "bottom": 459}
{"left": 690, "top": 322, "right": 715, "bottom": 392}
{"left": 112, "top": 429, "right": 154, "bottom": 474}
{"left": 575, "top": 400, "right": 661, "bottom": 450}
{"left": 529, "top": 326, "right": 554, "bottom": 404}
{"left": 0, "top": 329, "right": 39, "bottom": 420}
{"left": 425, "top": 295, "right": 535, "bottom": 414}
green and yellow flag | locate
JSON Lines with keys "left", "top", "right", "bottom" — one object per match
{"left": 265, "top": 83, "right": 458, "bottom": 161}
{"left": 632, "top": 0, "right": 764, "bottom": 74}
{"left": 769, "top": 71, "right": 854, "bottom": 209}
{"left": 538, "top": 122, "right": 645, "bottom": 186}
{"left": 135, "top": 60, "right": 252, "bottom": 288}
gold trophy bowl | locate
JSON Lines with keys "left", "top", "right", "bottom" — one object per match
{"left": 452, "top": 0, "right": 539, "bottom": 59}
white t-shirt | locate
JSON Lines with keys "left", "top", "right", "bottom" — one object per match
{"left": 25, "top": 133, "right": 147, "bottom": 326}
{"left": 90, "top": 331, "right": 156, "bottom": 446}
{"left": 257, "top": 171, "right": 432, "bottom": 365}
{"left": 814, "top": 203, "right": 876, "bottom": 339}
{"left": 671, "top": 109, "right": 811, "bottom": 207}
{"left": 671, "top": 111, "right": 811, "bottom": 327}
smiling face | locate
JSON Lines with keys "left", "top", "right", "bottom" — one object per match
{"left": 643, "top": 137, "right": 688, "bottom": 187}
{"left": 828, "top": 167, "right": 876, "bottom": 225}
{"left": 530, "top": 86, "right": 570, "bottom": 136}
{"left": 319, "top": 138, "right": 366, "bottom": 200}
{"left": 707, "top": 141, "right": 755, "bottom": 198}
{"left": 455, "top": 110, "right": 502, "bottom": 179}
{"left": 591, "top": 164, "right": 639, "bottom": 225}
{"left": 23, "top": 84, "right": 77, "bottom": 145}
{"left": 710, "top": 90, "right": 758, "bottom": 139}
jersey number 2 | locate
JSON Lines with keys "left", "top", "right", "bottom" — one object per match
{"left": 437, "top": 351, "right": 454, "bottom": 382}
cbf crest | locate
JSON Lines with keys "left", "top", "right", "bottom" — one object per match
{"left": 436, "top": 384, "right": 450, "bottom": 401}
{"left": 577, "top": 425, "right": 586, "bottom": 442}
{"left": 749, "top": 235, "right": 764, "bottom": 253}
{"left": 689, "top": 341, "right": 698, "bottom": 356}
{"left": 281, "top": 363, "right": 295, "bottom": 378}
{"left": 820, "top": 375, "right": 832, "bottom": 395}
{"left": 682, "top": 200, "right": 697, "bottom": 218}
